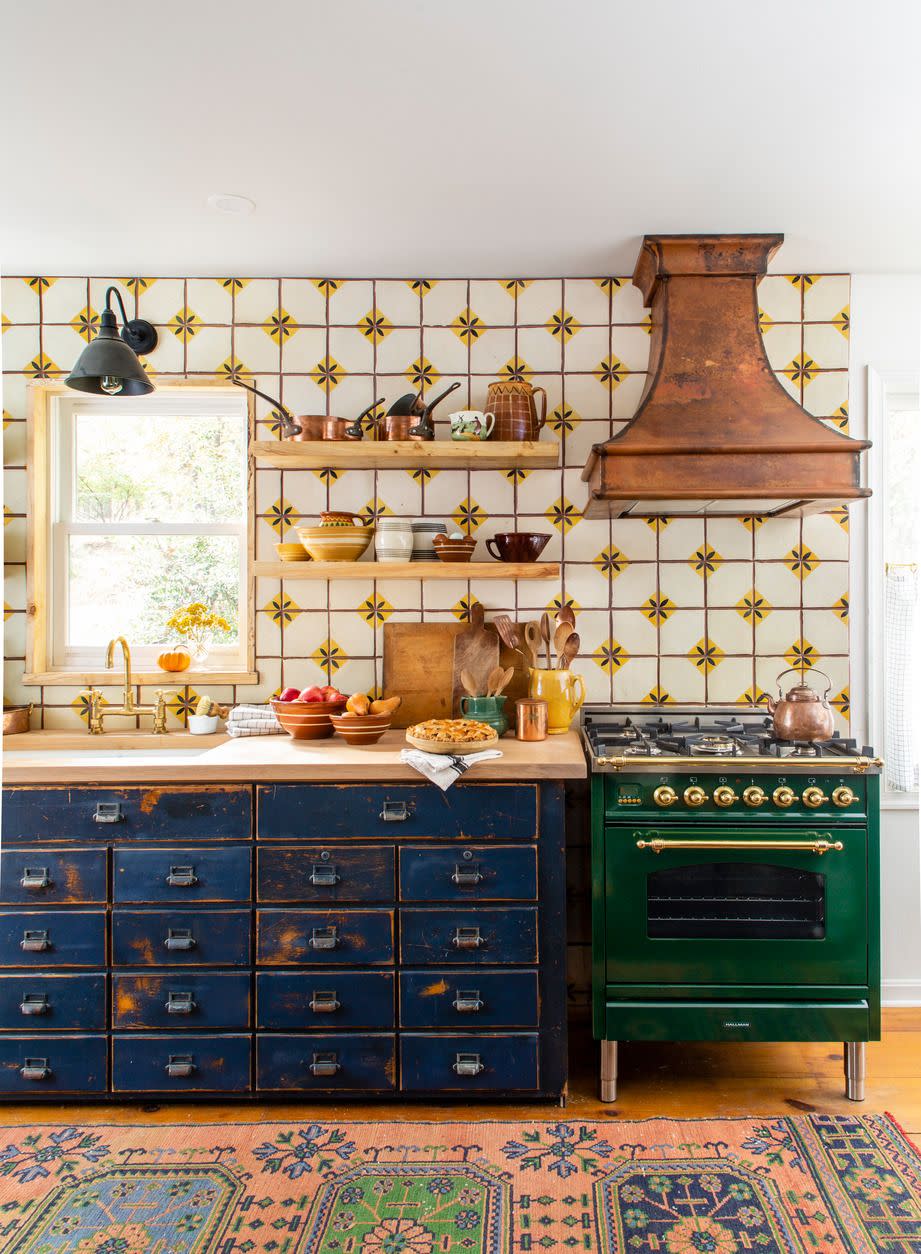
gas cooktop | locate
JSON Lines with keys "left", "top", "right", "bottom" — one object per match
{"left": 582, "top": 705, "right": 882, "bottom": 773}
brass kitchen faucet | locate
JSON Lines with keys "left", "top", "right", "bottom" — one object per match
{"left": 86, "top": 636, "right": 168, "bottom": 734}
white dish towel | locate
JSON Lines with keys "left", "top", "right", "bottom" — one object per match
{"left": 399, "top": 747, "right": 503, "bottom": 790}
{"left": 225, "top": 704, "right": 283, "bottom": 737}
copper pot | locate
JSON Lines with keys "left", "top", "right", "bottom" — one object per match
{"left": 766, "top": 668, "right": 835, "bottom": 742}
{"left": 380, "top": 413, "right": 416, "bottom": 441}
{"left": 288, "top": 415, "right": 327, "bottom": 441}
{"left": 485, "top": 379, "right": 547, "bottom": 441}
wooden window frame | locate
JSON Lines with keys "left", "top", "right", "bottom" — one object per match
{"left": 24, "top": 379, "right": 258, "bottom": 686}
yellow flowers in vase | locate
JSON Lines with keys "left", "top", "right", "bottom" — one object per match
{"left": 165, "top": 602, "right": 231, "bottom": 665}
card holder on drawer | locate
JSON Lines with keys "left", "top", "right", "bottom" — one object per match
{"left": 111, "top": 910, "right": 251, "bottom": 966}
{"left": 399, "top": 907, "right": 538, "bottom": 965}
{"left": 0, "top": 849, "right": 106, "bottom": 905}
{"left": 257, "top": 910, "right": 394, "bottom": 966}
{"left": 256, "top": 1033, "right": 396, "bottom": 1091}
{"left": 400, "top": 1033, "right": 539, "bottom": 1092}
{"left": 112, "top": 973, "right": 251, "bottom": 1029}
{"left": 0, "top": 911, "right": 106, "bottom": 968}
{"left": 114, "top": 846, "right": 251, "bottom": 903}
{"left": 111, "top": 1034, "right": 251, "bottom": 1093}
{"left": 0, "top": 1035, "right": 107, "bottom": 1093}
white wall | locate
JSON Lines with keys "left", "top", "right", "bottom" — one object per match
{"left": 849, "top": 274, "right": 921, "bottom": 1003}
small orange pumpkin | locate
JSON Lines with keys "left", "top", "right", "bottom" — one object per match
{"left": 157, "top": 648, "right": 191, "bottom": 673}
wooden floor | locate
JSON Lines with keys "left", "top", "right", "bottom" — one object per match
{"left": 2, "top": 1010, "right": 919, "bottom": 1137}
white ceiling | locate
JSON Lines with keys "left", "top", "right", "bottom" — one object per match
{"left": 3, "top": 0, "right": 920, "bottom": 277}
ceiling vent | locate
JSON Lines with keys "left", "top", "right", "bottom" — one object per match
{"left": 582, "top": 234, "right": 870, "bottom": 518}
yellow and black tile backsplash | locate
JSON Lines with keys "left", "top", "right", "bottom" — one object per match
{"left": 2, "top": 273, "right": 850, "bottom": 730}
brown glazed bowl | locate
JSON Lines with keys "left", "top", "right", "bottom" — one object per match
{"left": 329, "top": 711, "right": 392, "bottom": 746}
{"left": 433, "top": 534, "right": 477, "bottom": 563}
{"left": 485, "top": 531, "right": 551, "bottom": 562}
{"left": 271, "top": 698, "right": 347, "bottom": 740}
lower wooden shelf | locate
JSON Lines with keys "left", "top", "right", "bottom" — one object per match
{"left": 255, "top": 561, "right": 560, "bottom": 580}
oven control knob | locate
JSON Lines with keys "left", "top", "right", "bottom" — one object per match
{"left": 772, "top": 785, "right": 797, "bottom": 808}
{"left": 832, "top": 786, "right": 856, "bottom": 808}
{"left": 742, "top": 786, "right": 767, "bottom": 807}
{"left": 802, "top": 786, "right": 828, "bottom": 809}
{"left": 683, "top": 785, "right": 709, "bottom": 808}
{"left": 713, "top": 786, "right": 738, "bottom": 807}
{"left": 653, "top": 786, "right": 678, "bottom": 807}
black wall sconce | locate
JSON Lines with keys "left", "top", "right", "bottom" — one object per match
{"left": 65, "top": 285, "right": 158, "bottom": 396}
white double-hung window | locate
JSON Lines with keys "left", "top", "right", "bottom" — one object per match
{"left": 27, "top": 383, "right": 252, "bottom": 679}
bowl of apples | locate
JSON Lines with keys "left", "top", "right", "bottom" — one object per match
{"left": 272, "top": 684, "right": 347, "bottom": 740}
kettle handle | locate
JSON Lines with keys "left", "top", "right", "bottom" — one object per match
{"left": 774, "top": 666, "right": 833, "bottom": 699}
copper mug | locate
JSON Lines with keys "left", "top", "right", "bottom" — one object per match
{"left": 485, "top": 380, "right": 547, "bottom": 441}
{"left": 516, "top": 697, "right": 549, "bottom": 741}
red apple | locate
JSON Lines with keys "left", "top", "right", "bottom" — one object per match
{"left": 298, "top": 686, "right": 326, "bottom": 703}
{"left": 278, "top": 687, "right": 301, "bottom": 703}
{"left": 321, "top": 686, "right": 345, "bottom": 704}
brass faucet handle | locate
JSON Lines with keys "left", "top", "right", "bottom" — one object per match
{"left": 85, "top": 687, "right": 104, "bottom": 735}
{"left": 153, "top": 689, "right": 169, "bottom": 735}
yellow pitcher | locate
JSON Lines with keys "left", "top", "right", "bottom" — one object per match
{"left": 528, "top": 668, "right": 585, "bottom": 735}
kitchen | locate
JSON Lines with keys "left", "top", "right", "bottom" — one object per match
{"left": 1, "top": 2, "right": 920, "bottom": 1248}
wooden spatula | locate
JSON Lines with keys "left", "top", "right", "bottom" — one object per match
{"left": 494, "top": 665, "right": 515, "bottom": 696}
{"left": 461, "top": 669, "right": 480, "bottom": 697}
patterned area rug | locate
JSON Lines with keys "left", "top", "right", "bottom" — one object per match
{"left": 0, "top": 1114, "right": 918, "bottom": 1252}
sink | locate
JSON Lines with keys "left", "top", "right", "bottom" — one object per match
{"left": 3, "top": 748, "right": 212, "bottom": 762}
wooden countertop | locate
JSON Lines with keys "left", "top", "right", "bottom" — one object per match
{"left": 1, "top": 729, "right": 587, "bottom": 784}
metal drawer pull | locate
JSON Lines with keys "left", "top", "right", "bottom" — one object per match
{"left": 309, "top": 864, "right": 340, "bottom": 887}
{"left": 452, "top": 926, "right": 484, "bottom": 950}
{"left": 20, "top": 1057, "right": 51, "bottom": 1081}
{"left": 20, "top": 867, "right": 51, "bottom": 890}
{"left": 21, "top": 929, "right": 51, "bottom": 953}
{"left": 166, "top": 1054, "right": 195, "bottom": 1078}
{"left": 309, "top": 990, "right": 340, "bottom": 1013}
{"left": 166, "top": 865, "right": 198, "bottom": 888}
{"left": 165, "top": 928, "right": 196, "bottom": 951}
{"left": 20, "top": 993, "right": 50, "bottom": 1016}
{"left": 93, "top": 802, "right": 123, "bottom": 824}
{"left": 308, "top": 926, "right": 339, "bottom": 950}
{"left": 635, "top": 836, "right": 844, "bottom": 855}
{"left": 452, "top": 989, "right": 483, "bottom": 1013}
{"left": 380, "top": 800, "right": 412, "bottom": 822}
{"left": 309, "top": 1051, "right": 340, "bottom": 1077}
{"left": 452, "top": 864, "right": 484, "bottom": 887}
{"left": 165, "top": 991, "right": 196, "bottom": 1015}
{"left": 453, "top": 1052, "right": 484, "bottom": 1077}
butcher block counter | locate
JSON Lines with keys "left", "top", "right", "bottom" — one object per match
{"left": 2, "top": 729, "right": 586, "bottom": 784}
{"left": 0, "top": 728, "right": 582, "bottom": 1102}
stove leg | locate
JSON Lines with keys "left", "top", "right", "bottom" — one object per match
{"left": 844, "top": 1041, "right": 866, "bottom": 1101}
{"left": 600, "top": 1040, "right": 618, "bottom": 1102}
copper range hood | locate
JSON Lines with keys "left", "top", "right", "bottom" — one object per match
{"left": 582, "top": 233, "right": 870, "bottom": 518}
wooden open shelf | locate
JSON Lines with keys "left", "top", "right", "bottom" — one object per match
{"left": 255, "top": 561, "right": 560, "bottom": 581}
{"left": 252, "top": 439, "right": 559, "bottom": 470}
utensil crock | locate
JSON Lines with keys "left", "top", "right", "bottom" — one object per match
{"left": 527, "top": 668, "right": 584, "bottom": 734}
{"left": 459, "top": 694, "right": 508, "bottom": 737}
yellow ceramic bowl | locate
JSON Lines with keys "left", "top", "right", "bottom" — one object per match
{"left": 296, "top": 525, "right": 373, "bottom": 562}
{"left": 274, "top": 541, "right": 311, "bottom": 562}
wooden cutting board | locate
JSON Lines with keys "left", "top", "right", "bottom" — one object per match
{"left": 451, "top": 603, "right": 500, "bottom": 716}
{"left": 382, "top": 621, "right": 466, "bottom": 727}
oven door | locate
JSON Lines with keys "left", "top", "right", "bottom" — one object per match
{"left": 605, "top": 825, "right": 867, "bottom": 985}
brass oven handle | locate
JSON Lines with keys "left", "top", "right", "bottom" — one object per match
{"left": 635, "top": 836, "right": 844, "bottom": 855}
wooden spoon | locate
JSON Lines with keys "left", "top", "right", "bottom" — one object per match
{"left": 539, "top": 612, "right": 553, "bottom": 670}
{"left": 493, "top": 665, "right": 515, "bottom": 697}
{"left": 556, "top": 605, "right": 576, "bottom": 630}
{"left": 460, "top": 669, "right": 480, "bottom": 698}
{"left": 559, "top": 631, "right": 580, "bottom": 669}
{"left": 553, "top": 622, "right": 575, "bottom": 667}
{"left": 523, "top": 621, "right": 542, "bottom": 669}
{"left": 485, "top": 666, "right": 504, "bottom": 697}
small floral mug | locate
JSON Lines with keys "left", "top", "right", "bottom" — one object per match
{"left": 450, "top": 410, "right": 496, "bottom": 441}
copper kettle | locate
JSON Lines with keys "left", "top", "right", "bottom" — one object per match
{"left": 766, "top": 669, "right": 835, "bottom": 742}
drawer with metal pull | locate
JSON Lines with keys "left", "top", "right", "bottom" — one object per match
{"left": 257, "top": 845, "right": 394, "bottom": 903}
{"left": 256, "top": 784, "right": 538, "bottom": 841}
{"left": 0, "top": 910, "right": 106, "bottom": 968}
{"left": 256, "top": 909, "right": 394, "bottom": 966}
{"left": 400, "top": 1033, "right": 539, "bottom": 1092}
{"left": 0, "top": 1035, "right": 107, "bottom": 1093}
{"left": 257, "top": 1032, "right": 396, "bottom": 1091}
{"left": 2, "top": 786, "right": 252, "bottom": 843}
{"left": 399, "top": 907, "right": 538, "bottom": 965}
{"left": 114, "top": 846, "right": 251, "bottom": 903}
{"left": 399, "top": 970, "right": 539, "bottom": 1028}
{"left": 112, "top": 973, "right": 251, "bottom": 1030}
{"left": 0, "top": 848, "right": 106, "bottom": 905}
{"left": 256, "top": 971, "right": 395, "bottom": 1029}
{"left": 0, "top": 975, "right": 106, "bottom": 1031}
{"left": 399, "top": 845, "right": 537, "bottom": 902}
{"left": 112, "top": 1034, "right": 251, "bottom": 1092}
{"left": 111, "top": 910, "right": 251, "bottom": 967}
